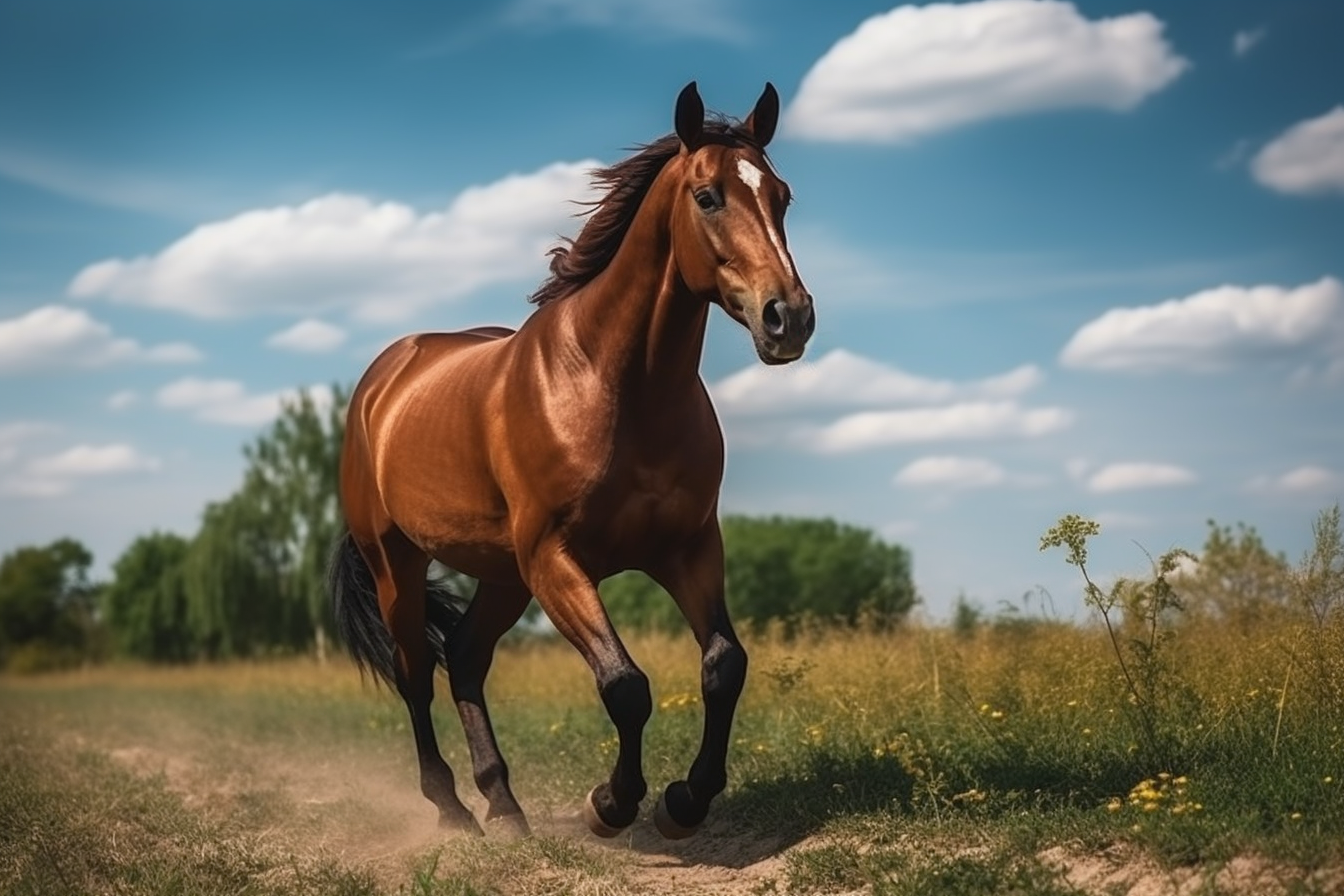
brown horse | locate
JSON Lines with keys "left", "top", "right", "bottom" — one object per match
{"left": 330, "top": 82, "right": 814, "bottom": 840}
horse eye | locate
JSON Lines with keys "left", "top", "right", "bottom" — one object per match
{"left": 694, "top": 189, "right": 720, "bottom": 211}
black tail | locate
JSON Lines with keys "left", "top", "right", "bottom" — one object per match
{"left": 329, "top": 532, "right": 469, "bottom": 689}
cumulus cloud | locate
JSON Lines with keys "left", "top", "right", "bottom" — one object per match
{"left": 1248, "top": 465, "right": 1340, "bottom": 495}
{"left": 1232, "top": 27, "right": 1266, "bottom": 58}
{"left": 3, "top": 443, "right": 161, "bottom": 499}
{"left": 712, "top": 348, "right": 1042, "bottom": 415}
{"left": 1060, "top": 277, "right": 1344, "bottom": 372}
{"left": 1086, "top": 462, "right": 1195, "bottom": 493}
{"left": 69, "top": 161, "right": 602, "bottom": 323}
{"left": 0, "top": 305, "right": 202, "bottom": 374}
{"left": 1251, "top": 107, "right": 1344, "bottom": 196}
{"left": 807, "top": 401, "right": 1072, "bottom": 453}
{"left": 784, "top": 0, "right": 1187, "bottom": 144}
{"left": 28, "top": 444, "right": 160, "bottom": 478}
{"left": 157, "top": 378, "right": 333, "bottom": 427}
{"left": 267, "top": 318, "right": 347, "bottom": 353}
{"left": 893, "top": 455, "right": 1007, "bottom": 489}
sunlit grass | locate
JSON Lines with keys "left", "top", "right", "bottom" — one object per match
{"left": 3, "top": 586, "right": 1342, "bottom": 893}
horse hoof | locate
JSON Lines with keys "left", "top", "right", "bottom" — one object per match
{"left": 485, "top": 813, "right": 532, "bottom": 840}
{"left": 583, "top": 786, "right": 627, "bottom": 838}
{"left": 653, "top": 791, "right": 700, "bottom": 840}
{"left": 439, "top": 811, "right": 485, "bottom": 837}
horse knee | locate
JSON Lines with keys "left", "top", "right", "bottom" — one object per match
{"left": 599, "top": 666, "right": 652, "bottom": 731}
{"left": 473, "top": 756, "right": 510, "bottom": 796}
{"left": 702, "top": 633, "right": 746, "bottom": 708}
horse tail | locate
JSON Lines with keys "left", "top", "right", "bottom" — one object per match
{"left": 329, "top": 531, "right": 468, "bottom": 689}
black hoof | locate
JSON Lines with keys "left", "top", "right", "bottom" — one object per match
{"left": 582, "top": 784, "right": 639, "bottom": 838}
{"left": 439, "top": 809, "right": 485, "bottom": 837}
{"left": 485, "top": 812, "right": 532, "bottom": 840}
{"left": 654, "top": 780, "right": 705, "bottom": 840}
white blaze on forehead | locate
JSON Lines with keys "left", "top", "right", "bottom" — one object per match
{"left": 736, "top": 157, "right": 764, "bottom": 190}
{"left": 734, "top": 158, "right": 794, "bottom": 278}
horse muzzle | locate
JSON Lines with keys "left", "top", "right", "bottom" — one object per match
{"left": 754, "top": 294, "right": 815, "bottom": 365}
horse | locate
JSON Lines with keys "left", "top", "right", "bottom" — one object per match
{"left": 329, "top": 81, "right": 815, "bottom": 840}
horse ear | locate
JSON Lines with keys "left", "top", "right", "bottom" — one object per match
{"left": 745, "top": 82, "right": 780, "bottom": 148}
{"left": 675, "top": 81, "right": 704, "bottom": 152}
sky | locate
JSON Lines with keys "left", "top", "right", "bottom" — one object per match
{"left": 1, "top": 0, "right": 1341, "bottom": 620}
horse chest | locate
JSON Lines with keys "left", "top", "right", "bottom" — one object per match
{"left": 581, "top": 455, "right": 716, "bottom": 555}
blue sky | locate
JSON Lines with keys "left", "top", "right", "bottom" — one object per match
{"left": 2, "top": 0, "right": 1341, "bottom": 618}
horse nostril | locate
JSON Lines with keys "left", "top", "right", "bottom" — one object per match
{"left": 762, "top": 299, "right": 787, "bottom": 338}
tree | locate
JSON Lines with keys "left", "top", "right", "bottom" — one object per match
{"left": 723, "top": 516, "right": 915, "bottom": 627}
{"left": 103, "top": 532, "right": 192, "bottom": 662}
{"left": 179, "top": 385, "right": 348, "bottom": 658}
{"left": 0, "top": 538, "right": 97, "bottom": 671}
{"left": 1177, "top": 520, "right": 1292, "bottom": 632}
{"left": 600, "top": 515, "right": 916, "bottom": 632}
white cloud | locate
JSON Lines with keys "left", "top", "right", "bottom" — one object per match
{"left": 157, "top": 377, "right": 333, "bottom": 427}
{"left": 1060, "top": 277, "right": 1344, "bottom": 372}
{"left": 1232, "top": 27, "right": 1266, "bottom": 58}
{"left": 107, "top": 390, "right": 140, "bottom": 410}
{"left": 807, "top": 401, "right": 1072, "bottom": 453}
{"left": 0, "top": 305, "right": 202, "bottom": 374}
{"left": 504, "top": 0, "right": 747, "bottom": 43}
{"left": 1086, "top": 462, "right": 1195, "bottom": 493}
{"left": 69, "top": 162, "right": 602, "bottom": 323}
{"left": 0, "top": 422, "right": 53, "bottom": 466}
{"left": 894, "top": 456, "right": 1007, "bottom": 489}
{"left": 1252, "top": 107, "right": 1344, "bottom": 196}
{"left": 28, "top": 444, "right": 160, "bottom": 478}
{"left": 784, "top": 0, "right": 1187, "bottom": 144}
{"left": 712, "top": 348, "right": 1043, "bottom": 415}
{"left": 1249, "top": 465, "right": 1340, "bottom": 495}
{"left": 267, "top": 318, "right": 348, "bottom": 353}
{"left": 3, "top": 443, "right": 161, "bottom": 499}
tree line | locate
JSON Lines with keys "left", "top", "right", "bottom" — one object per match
{"left": 0, "top": 388, "right": 918, "bottom": 671}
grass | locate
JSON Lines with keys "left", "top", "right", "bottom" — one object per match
{"left": 2, "top": 613, "right": 1341, "bottom": 895}
{"left": 2, "top": 511, "right": 1342, "bottom": 894}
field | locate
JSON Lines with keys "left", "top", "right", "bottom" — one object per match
{"left": 3, "top": 607, "right": 1343, "bottom": 896}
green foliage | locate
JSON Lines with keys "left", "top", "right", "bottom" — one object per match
{"left": 0, "top": 538, "right": 97, "bottom": 672}
{"left": 723, "top": 515, "right": 915, "bottom": 627}
{"left": 600, "top": 515, "right": 916, "bottom": 632}
{"left": 174, "top": 385, "right": 348, "bottom": 660}
{"left": 103, "top": 532, "right": 192, "bottom": 662}
{"left": 1180, "top": 519, "right": 1293, "bottom": 630}
{"left": 1041, "top": 515, "right": 1195, "bottom": 767}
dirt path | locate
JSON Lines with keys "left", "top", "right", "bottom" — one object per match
{"left": 91, "top": 729, "right": 1338, "bottom": 896}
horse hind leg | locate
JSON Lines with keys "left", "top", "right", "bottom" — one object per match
{"left": 374, "top": 532, "right": 482, "bottom": 834}
{"left": 445, "top": 578, "right": 533, "bottom": 837}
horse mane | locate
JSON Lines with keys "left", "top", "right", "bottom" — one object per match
{"left": 528, "top": 118, "right": 761, "bottom": 307}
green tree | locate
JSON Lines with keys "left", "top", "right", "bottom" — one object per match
{"left": 0, "top": 538, "right": 98, "bottom": 671}
{"left": 1177, "top": 520, "right": 1292, "bottom": 631}
{"left": 181, "top": 385, "right": 347, "bottom": 658}
{"left": 103, "top": 532, "right": 192, "bottom": 661}
{"left": 600, "top": 515, "right": 916, "bottom": 632}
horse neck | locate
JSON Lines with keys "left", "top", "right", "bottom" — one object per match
{"left": 564, "top": 171, "right": 709, "bottom": 393}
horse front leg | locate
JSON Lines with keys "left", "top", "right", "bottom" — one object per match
{"left": 522, "top": 537, "right": 651, "bottom": 837}
{"left": 649, "top": 522, "right": 747, "bottom": 839}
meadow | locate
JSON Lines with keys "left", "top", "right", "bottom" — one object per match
{"left": 4, "top": 585, "right": 1342, "bottom": 896}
